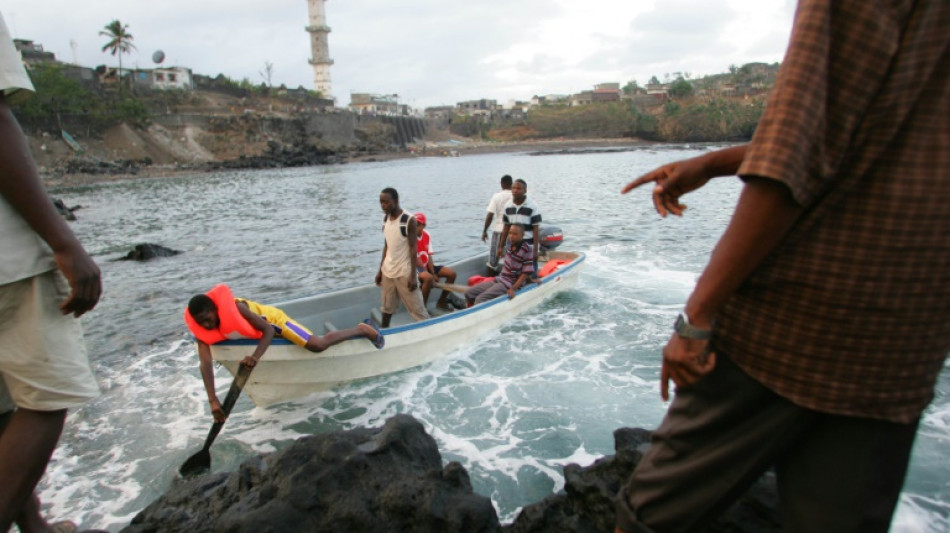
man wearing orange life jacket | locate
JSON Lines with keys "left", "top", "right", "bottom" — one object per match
{"left": 184, "top": 284, "right": 384, "bottom": 422}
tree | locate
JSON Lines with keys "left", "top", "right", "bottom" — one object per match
{"left": 668, "top": 78, "right": 694, "bottom": 99}
{"left": 622, "top": 80, "right": 641, "bottom": 95}
{"left": 100, "top": 19, "right": 136, "bottom": 93}
{"left": 260, "top": 61, "right": 274, "bottom": 87}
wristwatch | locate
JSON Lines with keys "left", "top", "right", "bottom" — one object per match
{"left": 674, "top": 311, "right": 713, "bottom": 340}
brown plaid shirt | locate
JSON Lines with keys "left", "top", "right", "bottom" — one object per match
{"left": 719, "top": 0, "right": 949, "bottom": 423}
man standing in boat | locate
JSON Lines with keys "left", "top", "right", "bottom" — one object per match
{"left": 481, "top": 174, "right": 513, "bottom": 274}
{"left": 376, "top": 188, "right": 429, "bottom": 327}
{"left": 496, "top": 179, "right": 542, "bottom": 276}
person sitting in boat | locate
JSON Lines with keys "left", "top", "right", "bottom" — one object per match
{"left": 414, "top": 212, "right": 458, "bottom": 311}
{"left": 465, "top": 224, "right": 535, "bottom": 306}
{"left": 184, "top": 284, "right": 384, "bottom": 422}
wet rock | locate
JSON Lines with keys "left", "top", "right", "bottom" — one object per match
{"left": 117, "top": 243, "right": 182, "bottom": 261}
{"left": 124, "top": 415, "right": 500, "bottom": 533}
{"left": 504, "top": 427, "right": 780, "bottom": 533}
{"left": 52, "top": 197, "right": 81, "bottom": 221}
{"left": 123, "top": 416, "right": 779, "bottom": 532}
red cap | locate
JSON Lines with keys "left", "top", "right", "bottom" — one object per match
{"left": 414, "top": 213, "right": 427, "bottom": 225}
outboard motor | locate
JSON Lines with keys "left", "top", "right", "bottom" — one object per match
{"left": 539, "top": 225, "right": 563, "bottom": 253}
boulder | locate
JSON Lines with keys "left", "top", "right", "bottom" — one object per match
{"left": 117, "top": 243, "right": 182, "bottom": 261}
{"left": 123, "top": 416, "right": 780, "bottom": 532}
{"left": 124, "top": 415, "right": 500, "bottom": 533}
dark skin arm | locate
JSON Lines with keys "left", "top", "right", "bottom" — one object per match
{"left": 507, "top": 271, "right": 530, "bottom": 299}
{"left": 0, "top": 97, "right": 101, "bottom": 316}
{"left": 376, "top": 240, "right": 388, "bottom": 286}
{"left": 196, "top": 341, "right": 226, "bottom": 422}
{"left": 622, "top": 145, "right": 802, "bottom": 400}
{"left": 532, "top": 224, "right": 540, "bottom": 260}
{"left": 237, "top": 302, "right": 275, "bottom": 368}
{"left": 197, "top": 303, "right": 273, "bottom": 422}
{"left": 621, "top": 144, "right": 748, "bottom": 217}
{"left": 405, "top": 218, "right": 420, "bottom": 291}
{"left": 481, "top": 213, "right": 494, "bottom": 242}
{"left": 495, "top": 223, "right": 511, "bottom": 261}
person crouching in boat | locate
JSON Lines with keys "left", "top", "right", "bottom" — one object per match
{"left": 465, "top": 224, "right": 535, "bottom": 306}
{"left": 184, "top": 284, "right": 384, "bottom": 422}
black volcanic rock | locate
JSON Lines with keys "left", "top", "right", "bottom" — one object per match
{"left": 124, "top": 416, "right": 780, "bottom": 533}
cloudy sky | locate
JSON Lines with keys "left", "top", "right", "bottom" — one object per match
{"left": 3, "top": 0, "right": 796, "bottom": 109}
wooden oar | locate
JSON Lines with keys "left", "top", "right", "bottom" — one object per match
{"left": 179, "top": 364, "right": 252, "bottom": 476}
{"left": 434, "top": 282, "right": 472, "bottom": 294}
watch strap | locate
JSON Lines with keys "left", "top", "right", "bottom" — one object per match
{"left": 674, "top": 313, "right": 713, "bottom": 340}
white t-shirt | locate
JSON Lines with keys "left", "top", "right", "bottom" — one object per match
{"left": 486, "top": 189, "right": 512, "bottom": 233}
{"left": 0, "top": 13, "right": 55, "bottom": 285}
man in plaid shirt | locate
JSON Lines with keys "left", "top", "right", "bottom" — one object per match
{"left": 616, "top": 0, "right": 949, "bottom": 531}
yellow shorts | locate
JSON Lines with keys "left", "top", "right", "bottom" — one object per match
{"left": 272, "top": 318, "right": 313, "bottom": 348}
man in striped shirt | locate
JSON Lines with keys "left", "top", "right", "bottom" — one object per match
{"left": 496, "top": 179, "right": 542, "bottom": 274}
{"left": 466, "top": 225, "right": 535, "bottom": 305}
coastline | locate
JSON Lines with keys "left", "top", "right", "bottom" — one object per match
{"left": 40, "top": 137, "right": 657, "bottom": 190}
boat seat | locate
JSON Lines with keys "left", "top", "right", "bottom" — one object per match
{"left": 323, "top": 321, "right": 338, "bottom": 332}
{"left": 371, "top": 308, "right": 383, "bottom": 326}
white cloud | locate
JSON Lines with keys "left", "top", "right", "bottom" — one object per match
{"left": 3, "top": 0, "right": 794, "bottom": 108}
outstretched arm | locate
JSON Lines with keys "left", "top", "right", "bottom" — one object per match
{"left": 658, "top": 176, "right": 802, "bottom": 400}
{"left": 622, "top": 144, "right": 748, "bottom": 217}
{"left": 0, "top": 98, "right": 101, "bottom": 316}
{"left": 197, "top": 341, "right": 226, "bottom": 422}
{"left": 237, "top": 303, "right": 275, "bottom": 368}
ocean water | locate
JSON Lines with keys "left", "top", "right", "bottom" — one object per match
{"left": 35, "top": 146, "right": 949, "bottom": 531}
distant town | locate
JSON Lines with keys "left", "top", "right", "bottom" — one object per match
{"left": 13, "top": 35, "right": 779, "bottom": 123}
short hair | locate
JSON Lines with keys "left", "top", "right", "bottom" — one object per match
{"left": 515, "top": 178, "right": 527, "bottom": 190}
{"left": 501, "top": 175, "right": 513, "bottom": 187}
{"left": 188, "top": 294, "right": 216, "bottom": 316}
{"left": 381, "top": 187, "right": 399, "bottom": 202}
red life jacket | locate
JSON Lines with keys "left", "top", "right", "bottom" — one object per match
{"left": 183, "top": 284, "right": 262, "bottom": 344}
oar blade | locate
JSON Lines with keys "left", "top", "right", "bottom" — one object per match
{"left": 179, "top": 449, "right": 211, "bottom": 477}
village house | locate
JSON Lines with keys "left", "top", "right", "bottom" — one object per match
{"left": 349, "top": 93, "right": 404, "bottom": 115}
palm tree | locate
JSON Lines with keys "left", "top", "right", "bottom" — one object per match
{"left": 99, "top": 19, "right": 136, "bottom": 93}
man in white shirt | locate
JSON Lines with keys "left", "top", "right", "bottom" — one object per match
{"left": 480, "top": 175, "right": 512, "bottom": 274}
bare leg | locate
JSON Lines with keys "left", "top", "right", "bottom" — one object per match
{"left": 419, "top": 272, "right": 434, "bottom": 305}
{"left": 436, "top": 267, "right": 457, "bottom": 308}
{"left": 0, "top": 408, "right": 67, "bottom": 531}
{"left": 305, "top": 323, "right": 378, "bottom": 352}
{"left": 381, "top": 312, "right": 392, "bottom": 328}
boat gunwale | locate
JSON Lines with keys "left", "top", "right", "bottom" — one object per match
{"left": 206, "top": 251, "right": 585, "bottom": 345}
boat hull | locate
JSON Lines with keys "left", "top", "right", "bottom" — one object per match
{"left": 208, "top": 251, "right": 584, "bottom": 406}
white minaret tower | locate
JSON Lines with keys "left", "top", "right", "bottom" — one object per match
{"left": 306, "top": 0, "right": 333, "bottom": 100}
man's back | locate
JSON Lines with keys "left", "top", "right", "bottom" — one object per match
{"left": 718, "top": 0, "right": 950, "bottom": 423}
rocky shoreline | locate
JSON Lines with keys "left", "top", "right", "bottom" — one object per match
{"left": 38, "top": 138, "right": 658, "bottom": 190}
{"left": 124, "top": 414, "right": 779, "bottom": 532}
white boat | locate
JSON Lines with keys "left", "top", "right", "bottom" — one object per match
{"left": 208, "top": 250, "right": 585, "bottom": 406}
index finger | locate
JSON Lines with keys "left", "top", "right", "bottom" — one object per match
{"left": 621, "top": 173, "right": 657, "bottom": 195}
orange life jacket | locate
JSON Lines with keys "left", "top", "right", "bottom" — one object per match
{"left": 183, "top": 284, "right": 262, "bottom": 344}
{"left": 538, "top": 259, "right": 569, "bottom": 278}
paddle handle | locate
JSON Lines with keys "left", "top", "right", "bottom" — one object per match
{"left": 434, "top": 282, "right": 471, "bottom": 294}
{"left": 200, "top": 364, "right": 252, "bottom": 450}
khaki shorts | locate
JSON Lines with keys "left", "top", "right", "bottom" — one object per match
{"left": 380, "top": 274, "right": 429, "bottom": 322}
{"left": 0, "top": 270, "right": 99, "bottom": 411}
